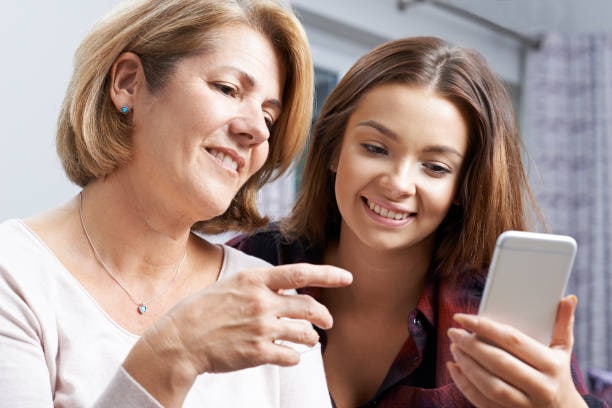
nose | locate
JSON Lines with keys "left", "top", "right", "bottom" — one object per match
{"left": 381, "top": 162, "right": 417, "bottom": 200}
{"left": 229, "top": 103, "right": 270, "bottom": 147}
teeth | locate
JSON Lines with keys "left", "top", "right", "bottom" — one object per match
{"left": 367, "top": 199, "right": 410, "bottom": 220}
{"left": 209, "top": 149, "right": 238, "bottom": 171}
{"left": 222, "top": 155, "right": 238, "bottom": 171}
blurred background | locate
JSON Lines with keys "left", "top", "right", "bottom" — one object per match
{"left": 1, "top": 0, "right": 610, "bottom": 399}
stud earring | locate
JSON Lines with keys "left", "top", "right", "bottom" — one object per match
{"left": 120, "top": 105, "right": 129, "bottom": 114}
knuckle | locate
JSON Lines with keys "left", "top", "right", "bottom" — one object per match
{"left": 537, "top": 384, "right": 557, "bottom": 405}
{"left": 279, "top": 348, "right": 301, "bottom": 366}
{"left": 245, "top": 293, "right": 271, "bottom": 316}
{"left": 290, "top": 268, "right": 308, "bottom": 288}
{"left": 307, "top": 327, "right": 319, "bottom": 344}
{"left": 236, "top": 270, "right": 263, "bottom": 286}
{"left": 296, "top": 324, "right": 317, "bottom": 345}
{"left": 489, "top": 381, "right": 511, "bottom": 400}
{"left": 496, "top": 353, "right": 515, "bottom": 372}
{"left": 548, "top": 355, "right": 566, "bottom": 373}
{"left": 304, "top": 297, "right": 317, "bottom": 321}
{"left": 292, "top": 294, "right": 320, "bottom": 323}
{"left": 503, "top": 330, "right": 523, "bottom": 348}
{"left": 248, "top": 342, "right": 268, "bottom": 364}
{"left": 251, "top": 317, "right": 270, "bottom": 337}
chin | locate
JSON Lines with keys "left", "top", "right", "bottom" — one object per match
{"left": 363, "top": 232, "right": 427, "bottom": 252}
{"left": 212, "top": 203, "right": 233, "bottom": 219}
{"left": 194, "top": 200, "right": 233, "bottom": 221}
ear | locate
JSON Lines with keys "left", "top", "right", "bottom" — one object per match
{"left": 109, "top": 52, "right": 143, "bottom": 112}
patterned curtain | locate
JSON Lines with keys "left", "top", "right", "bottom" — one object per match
{"left": 523, "top": 32, "right": 612, "bottom": 378}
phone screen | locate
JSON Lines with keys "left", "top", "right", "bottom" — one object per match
{"left": 478, "top": 231, "right": 577, "bottom": 344}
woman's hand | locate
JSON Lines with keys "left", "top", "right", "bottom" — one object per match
{"left": 162, "top": 262, "right": 352, "bottom": 372}
{"left": 447, "top": 295, "right": 587, "bottom": 408}
{"left": 123, "top": 263, "right": 352, "bottom": 407}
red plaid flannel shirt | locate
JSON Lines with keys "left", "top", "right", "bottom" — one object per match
{"left": 228, "top": 226, "right": 600, "bottom": 408}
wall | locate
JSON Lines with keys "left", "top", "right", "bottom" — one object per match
{"left": 2, "top": 0, "right": 611, "bottom": 220}
{"left": 0, "top": 0, "right": 119, "bottom": 220}
{"left": 0, "top": 0, "right": 523, "bottom": 220}
{"left": 292, "top": 0, "right": 524, "bottom": 83}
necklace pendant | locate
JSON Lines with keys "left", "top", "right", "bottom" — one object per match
{"left": 137, "top": 304, "right": 147, "bottom": 314}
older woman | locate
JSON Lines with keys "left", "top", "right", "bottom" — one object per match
{"left": 0, "top": 1, "right": 352, "bottom": 407}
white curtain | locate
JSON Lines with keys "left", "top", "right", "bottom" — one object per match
{"left": 523, "top": 32, "right": 612, "bottom": 377}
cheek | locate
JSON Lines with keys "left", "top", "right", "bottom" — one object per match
{"left": 334, "top": 149, "right": 365, "bottom": 185}
{"left": 333, "top": 161, "right": 354, "bottom": 196}
{"left": 424, "top": 180, "right": 458, "bottom": 215}
{"left": 334, "top": 166, "right": 361, "bottom": 217}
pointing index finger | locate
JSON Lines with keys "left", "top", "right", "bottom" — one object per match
{"left": 264, "top": 263, "right": 352, "bottom": 291}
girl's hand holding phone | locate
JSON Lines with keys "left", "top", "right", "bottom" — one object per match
{"left": 447, "top": 295, "right": 588, "bottom": 408}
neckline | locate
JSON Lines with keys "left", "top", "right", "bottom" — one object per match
{"left": 12, "top": 219, "right": 228, "bottom": 337}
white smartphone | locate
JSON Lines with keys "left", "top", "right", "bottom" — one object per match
{"left": 478, "top": 230, "right": 577, "bottom": 345}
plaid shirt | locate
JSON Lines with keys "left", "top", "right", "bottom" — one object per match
{"left": 228, "top": 226, "right": 603, "bottom": 408}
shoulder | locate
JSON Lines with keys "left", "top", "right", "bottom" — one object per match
{"left": 0, "top": 218, "right": 71, "bottom": 294}
{"left": 227, "top": 223, "right": 319, "bottom": 266}
{"left": 217, "top": 244, "right": 278, "bottom": 281}
{"left": 0, "top": 218, "right": 32, "bottom": 237}
{"left": 0, "top": 219, "right": 51, "bottom": 270}
{"left": 217, "top": 243, "right": 300, "bottom": 295}
{"left": 436, "top": 264, "right": 487, "bottom": 315}
{"left": 0, "top": 219, "right": 65, "bottom": 344}
{"left": 226, "top": 223, "right": 283, "bottom": 251}
{"left": 220, "top": 244, "right": 272, "bottom": 270}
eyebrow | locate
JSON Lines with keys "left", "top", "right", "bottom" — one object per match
{"left": 228, "top": 66, "right": 283, "bottom": 112}
{"left": 356, "top": 120, "right": 464, "bottom": 158}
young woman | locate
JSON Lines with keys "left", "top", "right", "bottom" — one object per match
{"left": 0, "top": 1, "right": 353, "bottom": 407}
{"left": 230, "top": 37, "right": 606, "bottom": 407}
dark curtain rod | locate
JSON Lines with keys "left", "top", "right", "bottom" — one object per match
{"left": 397, "top": 0, "right": 541, "bottom": 49}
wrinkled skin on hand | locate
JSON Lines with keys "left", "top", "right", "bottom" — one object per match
{"left": 124, "top": 263, "right": 352, "bottom": 407}
{"left": 160, "top": 263, "right": 352, "bottom": 373}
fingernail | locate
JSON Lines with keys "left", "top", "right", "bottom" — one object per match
{"left": 568, "top": 294, "right": 578, "bottom": 306}
{"left": 447, "top": 361, "right": 462, "bottom": 376}
{"left": 447, "top": 328, "right": 459, "bottom": 342}
{"left": 453, "top": 313, "right": 476, "bottom": 325}
{"left": 449, "top": 343, "right": 458, "bottom": 360}
{"left": 342, "top": 271, "right": 353, "bottom": 283}
{"left": 333, "top": 269, "right": 352, "bottom": 284}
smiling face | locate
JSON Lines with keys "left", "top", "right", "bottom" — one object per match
{"left": 333, "top": 83, "right": 468, "bottom": 253}
{"left": 125, "top": 24, "right": 284, "bottom": 222}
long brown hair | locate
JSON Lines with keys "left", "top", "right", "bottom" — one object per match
{"left": 284, "top": 36, "right": 541, "bottom": 280}
{"left": 56, "top": 0, "right": 313, "bottom": 233}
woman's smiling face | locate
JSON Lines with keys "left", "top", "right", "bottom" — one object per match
{"left": 128, "top": 23, "right": 284, "bottom": 221}
{"left": 333, "top": 83, "right": 468, "bottom": 252}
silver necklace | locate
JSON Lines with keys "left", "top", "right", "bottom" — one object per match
{"left": 78, "top": 192, "right": 187, "bottom": 315}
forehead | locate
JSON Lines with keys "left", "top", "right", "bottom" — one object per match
{"left": 190, "top": 23, "right": 285, "bottom": 95}
{"left": 205, "top": 23, "right": 277, "bottom": 64}
{"left": 346, "top": 83, "right": 468, "bottom": 153}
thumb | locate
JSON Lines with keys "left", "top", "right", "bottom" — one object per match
{"left": 549, "top": 294, "right": 577, "bottom": 351}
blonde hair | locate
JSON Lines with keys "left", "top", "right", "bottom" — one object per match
{"left": 57, "top": 0, "right": 313, "bottom": 232}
